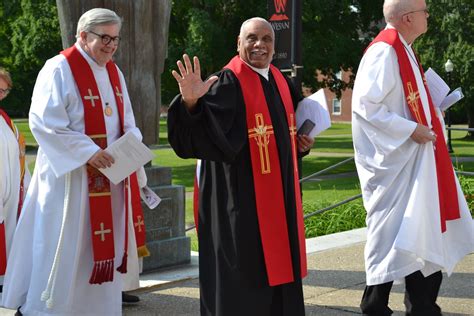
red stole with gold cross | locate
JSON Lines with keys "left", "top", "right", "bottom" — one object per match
{"left": 224, "top": 56, "right": 307, "bottom": 286}
{"left": 368, "top": 29, "right": 460, "bottom": 232}
{"left": 0, "top": 108, "right": 26, "bottom": 275}
{"left": 61, "top": 45, "right": 149, "bottom": 284}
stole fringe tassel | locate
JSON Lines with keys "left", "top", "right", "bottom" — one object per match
{"left": 138, "top": 245, "right": 151, "bottom": 258}
{"left": 116, "top": 252, "right": 128, "bottom": 274}
{"left": 89, "top": 259, "right": 114, "bottom": 284}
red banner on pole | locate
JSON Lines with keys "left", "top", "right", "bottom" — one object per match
{"left": 268, "top": 0, "right": 293, "bottom": 69}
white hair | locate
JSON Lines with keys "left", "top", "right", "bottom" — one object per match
{"left": 76, "top": 8, "right": 122, "bottom": 38}
{"left": 239, "top": 17, "right": 275, "bottom": 38}
{"left": 383, "top": 0, "right": 415, "bottom": 23}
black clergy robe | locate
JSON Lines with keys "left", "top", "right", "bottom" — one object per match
{"left": 168, "top": 68, "right": 306, "bottom": 316}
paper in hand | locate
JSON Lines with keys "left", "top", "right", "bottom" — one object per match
{"left": 295, "top": 89, "right": 331, "bottom": 138}
{"left": 140, "top": 186, "right": 161, "bottom": 209}
{"left": 99, "top": 131, "right": 155, "bottom": 184}
{"left": 440, "top": 87, "right": 464, "bottom": 111}
{"left": 424, "top": 68, "right": 450, "bottom": 108}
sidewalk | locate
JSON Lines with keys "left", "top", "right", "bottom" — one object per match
{"left": 121, "top": 228, "right": 473, "bottom": 315}
{"left": 1, "top": 228, "right": 472, "bottom": 315}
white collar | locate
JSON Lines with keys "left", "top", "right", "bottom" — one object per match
{"left": 240, "top": 58, "right": 270, "bottom": 81}
{"left": 385, "top": 24, "right": 417, "bottom": 65}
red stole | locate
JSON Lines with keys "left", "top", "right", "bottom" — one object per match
{"left": 224, "top": 56, "right": 307, "bottom": 285}
{"left": 0, "top": 108, "right": 26, "bottom": 275}
{"left": 368, "top": 29, "right": 460, "bottom": 232}
{"left": 61, "top": 45, "right": 148, "bottom": 284}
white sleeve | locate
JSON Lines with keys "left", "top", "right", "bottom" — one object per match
{"left": 352, "top": 43, "right": 417, "bottom": 155}
{"left": 29, "top": 58, "right": 100, "bottom": 178}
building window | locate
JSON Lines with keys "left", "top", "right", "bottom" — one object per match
{"left": 332, "top": 99, "right": 342, "bottom": 115}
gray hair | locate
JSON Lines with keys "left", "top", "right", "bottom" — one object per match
{"left": 383, "top": 0, "right": 414, "bottom": 23}
{"left": 239, "top": 17, "right": 275, "bottom": 39}
{"left": 0, "top": 67, "right": 13, "bottom": 88}
{"left": 76, "top": 8, "right": 122, "bottom": 38}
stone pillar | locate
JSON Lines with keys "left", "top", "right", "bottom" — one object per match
{"left": 56, "top": 0, "right": 190, "bottom": 270}
{"left": 142, "top": 166, "right": 190, "bottom": 271}
{"left": 56, "top": 0, "right": 171, "bottom": 146}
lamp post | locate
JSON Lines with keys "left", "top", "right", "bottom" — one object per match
{"left": 444, "top": 59, "right": 454, "bottom": 153}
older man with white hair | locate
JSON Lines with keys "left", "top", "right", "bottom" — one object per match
{"left": 1, "top": 8, "right": 148, "bottom": 315}
{"left": 168, "top": 17, "right": 313, "bottom": 316}
{"left": 352, "top": 0, "right": 474, "bottom": 315}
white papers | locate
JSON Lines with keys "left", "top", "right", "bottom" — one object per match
{"left": 295, "top": 89, "right": 331, "bottom": 138}
{"left": 140, "top": 186, "right": 161, "bottom": 209}
{"left": 99, "top": 131, "right": 155, "bottom": 184}
{"left": 425, "top": 68, "right": 450, "bottom": 108}
{"left": 425, "top": 68, "right": 464, "bottom": 111}
{"left": 439, "top": 87, "right": 464, "bottom": 111}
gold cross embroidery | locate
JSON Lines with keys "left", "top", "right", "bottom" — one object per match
{"left": 84, "top": 89, "right": 99, "bottom": 107}
{"left": 94, "top": 222, "right": 112, "bottom": 242}
{"left": 248, "top": 113, "right": 273, "bottom": 174}
{"left": 406, "top": 82, "right": 423, "bottom": 123}
{"left": 134, "top": 215, "right": 145, "bottom": 233}
{"left": 115, "top": 86, "right": 123, "bottom": 104}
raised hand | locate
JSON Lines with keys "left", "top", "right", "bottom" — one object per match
{"left": 172, "top": 54, "right": 218, "bottom": 110}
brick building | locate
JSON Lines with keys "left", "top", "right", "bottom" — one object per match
{"left": 303, "top": 69, "right": 353, "bottom": 123}
{"left": 322, "top": 70, "right": 353, "bottom": 122}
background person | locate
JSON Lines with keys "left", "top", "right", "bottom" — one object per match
{"left": 0, "top": 67, "right": 30, "bottom": 293}
{"left": 352, "top": 0, "right": 474, "bottom": 315}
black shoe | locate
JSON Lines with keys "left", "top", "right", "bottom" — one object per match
{"left": 15, "top": 307, "right": 23, "bottom": 316}
{"left": 122, "top": 292, "right": 140, "bottom": 304}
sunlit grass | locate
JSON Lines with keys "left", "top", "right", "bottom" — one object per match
{"left": 13, "top": 118, "right": 473, "bottom": 251}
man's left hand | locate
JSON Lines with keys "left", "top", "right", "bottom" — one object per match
{"left": 298, "top": 135, "right": 314, "bottom": 152}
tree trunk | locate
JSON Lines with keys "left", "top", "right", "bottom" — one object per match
{"left": 56, "top": 0, "right": 171, "bottom": 146}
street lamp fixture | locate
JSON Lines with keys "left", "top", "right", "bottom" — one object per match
{"left": 444, "top": 59, "right": 454, "bottom": 153}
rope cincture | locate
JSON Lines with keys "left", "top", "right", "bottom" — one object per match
{"left": 41, "top": 172, "right": 71, "bottom": 309}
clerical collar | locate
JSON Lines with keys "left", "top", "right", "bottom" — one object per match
{"left": 240, "top": 58, "right": 270, "bottom": 81}
{"left": 75, "top": 43, "right": 106, "bottom": 70}
{"left": 385, "top": 24, "right": 419, "bottom": 67}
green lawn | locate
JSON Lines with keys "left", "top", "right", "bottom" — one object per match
{"left": 14, "top": 119, "right": 35, "bottom": 146}
{"left": 13, "top": 118, "right": 474, "bottom": 249}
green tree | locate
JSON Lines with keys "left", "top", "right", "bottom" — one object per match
{"left": 162, "top": 0, "right": 267, "bottom": 103}
{"left": 301, "top": 0, "right": 383, "bottom": 94}
{"left": 415, "top": 0, "right": 474, "bottom": 137}
{"left": 162, "top": 0, "right": 384, "bottom": 103}
{"left": 0, "top": 0, "right": 61, "bottom": 117}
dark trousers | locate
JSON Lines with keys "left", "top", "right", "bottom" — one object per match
{"left": 360, "top": 270, "right": 442, "bottom": 316}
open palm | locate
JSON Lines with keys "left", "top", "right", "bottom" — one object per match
{"left": 172, "top": 54, "right": 218, "bottom": 108}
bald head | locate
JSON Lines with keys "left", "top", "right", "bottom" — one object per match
{"left": 383, "top": 0, "right": 429, "bottom": 44}
{"left": 383, "top": 0, "right": 414, "bottom": 24}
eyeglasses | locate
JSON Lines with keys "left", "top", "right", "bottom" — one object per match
{"left": 0, "top": 88, "right": 11, "bottom": 95}
{"left": 89, "top": 31, "right": 121, "bottom": 45}
{"left": 403, "top": 8, "right": 429, "bottom": 16}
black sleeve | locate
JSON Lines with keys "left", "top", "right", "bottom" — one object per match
{"left": 167, "top": 70, "right": 247, "bottom": 162}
